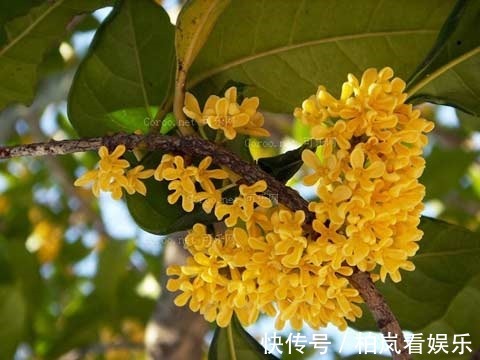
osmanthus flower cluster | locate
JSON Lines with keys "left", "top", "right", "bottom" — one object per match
{"left": 183, "top": 87, "right": 270, "bottom": 139}
{"left": 74, "top": 69, "right": 432, "bottom": 331}
{"left": 295, "top": 67, "right": 434, "bottom": 282}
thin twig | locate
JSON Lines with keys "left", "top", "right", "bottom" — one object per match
{"left": 0, "top": 132, "right": 410, "bottom": 359}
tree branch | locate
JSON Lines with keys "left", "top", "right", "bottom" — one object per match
{"left": 0, "top": 132, "right": 410, "bottom": 359}
{"left": 0, "top": 133, "right": 312, "bottom": 221}
{"left": 349, "top": 270, "right": 411, "bottom": 360}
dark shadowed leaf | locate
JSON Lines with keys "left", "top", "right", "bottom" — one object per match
{"left": 258, "top": 141, "right": 318, "bottom": 183}
{"left": 68, "top": 0, "right": 175, "bottom": 136}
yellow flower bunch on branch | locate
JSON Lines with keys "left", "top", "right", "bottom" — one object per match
{"left": 183, "top": 87, "right": 270, "bottom": 139}
{"left": 296, "top": 67, "right": 434, "bottom": 282}
{"left": 72, "top": 68, "right": 432, "bottom": 333}
{"left": 167, "top": 67, "right": 432, "bottom": 331}
{"left": 74, "top": 145, "right": 154, "bottom": 199}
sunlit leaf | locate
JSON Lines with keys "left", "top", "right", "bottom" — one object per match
{"left": 189, "top": 0, "right": 455, "bottom": 113}
{"left": 176, "top": 0, "right": 231, "bottom": 73}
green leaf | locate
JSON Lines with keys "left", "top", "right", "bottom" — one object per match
{"left": 421, "top": 145, "right": 477, "bottom": 200}
{"left": 44, "top": 294, "right": 105, "bottom": 358}
{"left": 68, "top": 0, "right": 175, "bottom": 136}
{"left": 0, "top": 285, "right": 27, "bottom": 359}
{"left": 456, "top": 109, "right": 480, "bottom": 132}
{"left": 189, "top": 0, "right": 455, "bottom": 113}
{"left": 126, "top": 152, "right": 217, "bottom": 235}
{"left": 0, "top": 0, "right": 112, "bottom": 110}
{"left": 0, "top": 0, "right": 43, "bottom": 43}
{"left": 209, "top": 315, "right": 279, "bottom": 360}
{"left": 258, "top": 141, "right": 318, "bottom": 183}
{"left": 94, "top": 239, "right": 132, "bottom": 309}
{"left": 160, "top": 112, "right": 178, "bottom": 134}
{"left": 407, "top": 0, "right": 480, "bottom": 115}
{"left": 176, "top": 0, "right": 231, "bottom": 73}
{"left": 354, "top": 217, "right": 480, "bottom": 359}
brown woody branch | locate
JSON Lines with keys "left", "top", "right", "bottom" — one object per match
{"left": 0, "top": 132, "right": 410, "bottom": 360}
{"left": 349, "top": 270, "right": 410, "bottom": 359}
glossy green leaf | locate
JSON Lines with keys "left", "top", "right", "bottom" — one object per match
{"left": 0, "top": 0, "right": 112, "bottom": 110}
{"left": 189, "top": 0, "right": 455, "bottom": 113}
{"left": 68, "top": 0, "right": 175, "bottom": 136}
{"left": 258, "top": 141, "right": 318, "bottom": 183}
{"left": 354, "top": 217, "right": 480, "bottom": 359}
{"left": 0, "top": 285, "right": 27, "bottom": 359}
{"left": 421, "top": 145, "right": 477, "bottom": 200}
{"left": 407, "top": 0, "right": 480, "bottom": 115}
{"left": 209, "top": 315, "right": 279, "bottom": 360}
{"left": 126, "top": 152, "right": 217, "bottom": 235}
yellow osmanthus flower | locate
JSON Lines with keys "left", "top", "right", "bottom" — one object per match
{"left": 155, "top": 155, "right": 229, "bottom": 213}
{"left": 296, "top": 66, "right": 433, "bottom": 282}
{"left": 183, "top": 87, "right": 270, "bottom": 139}
{"left": 74, "top": 145, "right": 153, "bottom": 199}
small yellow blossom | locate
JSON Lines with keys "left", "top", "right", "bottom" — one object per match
{"left": 74, "top": 145, "right": 152, "bottom": 199}
{"left": 183, "top": 87, "right": 270, "bottom": 139}
{"left": 195, "top": 156, "right": 229, "bottom": 192}
{"left": 124, "top": 166, "right": 154, "bottom": 195}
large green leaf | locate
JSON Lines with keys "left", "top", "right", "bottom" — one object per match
{"left": 68, "top": 0, "right": 175, "bottom": 136}
{"left": 0, "top": 0, "right": 112, "bottom": 110}
{"left": 209, "top": 315, "right": 279, "bottom": 360}
{"left": 188, "top": 0, "right": 455, "bottom": 113}
{"left": 0, "top": 285, "right": 27, "bottom": 359}
{"left": 407, "top": 0, "right": 480, "bottom": 115}
{"left": 354, "top": 217, "right": 480, "bottom": 359}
